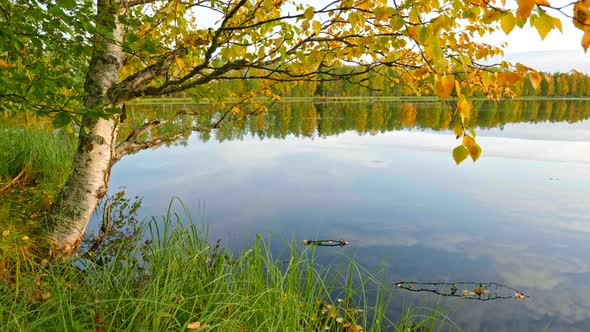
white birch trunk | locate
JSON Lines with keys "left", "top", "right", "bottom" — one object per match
{"left": 47, "top": 0, "right": 124, "bottom": 256}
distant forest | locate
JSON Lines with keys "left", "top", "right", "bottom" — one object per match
{"left": 163, "top": 67, "right": 590, "bottom": 99}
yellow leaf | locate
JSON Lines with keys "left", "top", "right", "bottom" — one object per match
{"left": 515, "top": 292, "right": 527, "bottom": 300}
{"left": 454, "top": 80, "right": 462, "bottom": 96}
{"left": 413, "top": 67, "right": 429, "bottom": 77}
{"left": 0, "top": 59, "right": 11, "bottom": 67}
{"left": 497, "top": 72, "right": 522, "bottom": 85}
{"left": 583, "top": 31, "right": 590, "bottom": 52}
{"left": 462, "top": 135, "right": 475, "bottom": 148}
{"left": 407, "top": 26, "right": 417, "bottom": 40}
{"left": 500, "top": 14, "right": 516, "bottom": 35}
{"left": 175, "top": 57, "right": 185, "bottom": 70}
{"left": 187, "top": 322, "right": 200, "bottom": 329}
{"left": 434, "top": 75, "right": 455, "bottom": 101}
{"left": 312, "top": 20, "right": 321, "bottom": 35}
{"left": 529, "top": 71, "right": 542, "bottom": 89}
{"left": 553, "top": 17, "right": 563, "bottom": 32}
{"left": 573, "top": 1, "right": 590, "bottom": 32}
{"left": 516, "top": 0, "right": 535, "bottom": 20}
{"left": 187, "top": 321, "right": 209, "bottom": 330}
{"left": 303, "top": 6, "right": 315, "bottom": 21}
{"left": 535, "top": 0, "right": 550, "bottom": 6}
{"left": 515, "top": 63, "right": 529, "bottom": 73}
{"left": 469, "top": 143, "right": 482, "bottom": 161}
{"left": 357, "top": 1, "right": 371, "bottom": 10}
{"left": 301, "top": 20, "right": 310, "bottom": 31}
{"left": 453, "top": 125, "right": 463, "bottom": 139}
{"left": 457, "top": 98, "right": 472, "bottom": 123}
{"left": 534, "top": 12, "right": 558, "bottom": 40}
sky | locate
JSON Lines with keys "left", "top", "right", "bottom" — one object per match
{"left": 485, "top": 1, "right": 590, "bottom": 73}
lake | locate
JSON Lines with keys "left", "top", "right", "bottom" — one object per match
{"left": 107, "top": 100, "right": 590, "bottom": 331}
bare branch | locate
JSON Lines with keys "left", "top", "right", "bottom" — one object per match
{"left": 117, "top": 109, "right": 198, "bottom": 146}
{"left": 114, "top": 125, "right": 203, "bottom": 160}
{"left": 124, "top": 0, "right": 158, "bottom": 8}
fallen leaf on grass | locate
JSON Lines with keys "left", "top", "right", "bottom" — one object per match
{"left": 187, "top": 321, "right": 210, "bottom": 330}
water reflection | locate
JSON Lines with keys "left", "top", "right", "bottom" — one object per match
{"left": 122, "top": 99, "right": 590, "bottom": 144}
{"left": 110, "top": 100, "right": 590, "bottom": 331}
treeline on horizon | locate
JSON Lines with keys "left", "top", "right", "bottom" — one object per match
{"left": 122, "top": 99, "right": 590, "bottom": 143}
{"left": 308, "top": 69, "right": 590, "bottom": 98}
{"left": 164, "top": 67, "right": 590, "bottom": 99}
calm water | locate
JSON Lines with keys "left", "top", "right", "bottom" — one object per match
{"left": 108, "top": 100, "right": 590, "bottom": 331}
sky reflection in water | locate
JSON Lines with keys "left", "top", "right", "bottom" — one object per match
{"left": 109, "top": 101, "right": 590, "bottom": 331}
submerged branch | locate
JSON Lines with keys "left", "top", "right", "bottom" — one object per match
{"left": 303, "top": 240, "right": 349, "bottom": 247}
{"left": 395, "top": 281, "right": 528, "bottom": 301}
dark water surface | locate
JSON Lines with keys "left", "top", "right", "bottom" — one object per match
{"left": 108, "top": 100, "right": 590, "bottom": 331}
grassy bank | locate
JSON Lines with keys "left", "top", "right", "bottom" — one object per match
{"left": 0, "top": 201, "right": 455, "bottom": 331}
{"left": 0, "top": 127, "right": 76, "bottom": 258}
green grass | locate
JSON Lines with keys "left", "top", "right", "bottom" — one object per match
{"left": 0, "top": 127, "right": 75, "bottom": 221}
{"left": 0, "top": 127, "right": 76, "bottom": 261}
{"left": 0, "top": 127, "right": 75, "bottom": 184}
{"left": 0, "top": 202, "right": 459, "bottom": 331}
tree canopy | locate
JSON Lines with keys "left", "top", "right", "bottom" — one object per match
{"left": 2, "top": 0, "right": 586, "bottom": 119}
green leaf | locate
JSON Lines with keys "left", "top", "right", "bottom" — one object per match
{"left": 126, "top": 33, "right": 139, "bottom": 43}
{"left": 348, "top": 12, "right": 358, "bottom": 28}
{"left": 303, "top": 7, "right": 315, "bottom": 21}
{"left": 417, "top": 26, "right": 432, "bottom": 44}
{"left": 390, "top": 17, "right": 405, "bottom": 31}
{"left": 52, "top": 112, "right": 71, "bottom": 128}
{"left": 453, "top": 145, "right": 469, "bottom": 165}
{"left": 58, "top": 0, "right": 76, "bottom": 9}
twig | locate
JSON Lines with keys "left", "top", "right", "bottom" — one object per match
{"left": 81, "top": 204, "right": 112, "bottom": 259}
{"left": 0, "top": 166, "right": 28, "bottom": 196}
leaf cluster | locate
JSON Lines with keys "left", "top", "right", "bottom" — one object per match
{"left": 0, "top": 0, "right": 94, "bottom": 118}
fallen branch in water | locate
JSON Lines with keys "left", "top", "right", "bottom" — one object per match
{"left": 394, "top": 281, "right": 528, "bottom": 301}
{"left": 303, "top": 240, "right": 349, "bottom": 247}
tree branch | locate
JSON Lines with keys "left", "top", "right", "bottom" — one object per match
{"left": 114, "top": 125, "right": 203, "bottom": 160}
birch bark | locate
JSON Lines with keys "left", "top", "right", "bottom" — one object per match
{"left": 47, "top": 1, "right": 125, "bottom": 256}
